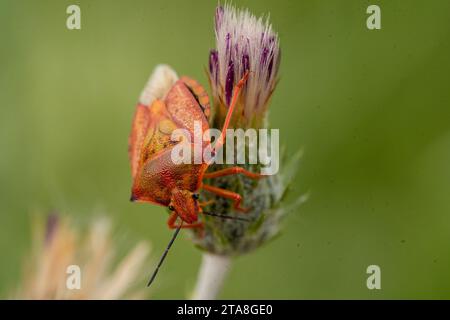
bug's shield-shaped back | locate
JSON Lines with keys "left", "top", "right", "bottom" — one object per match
{"left": 129, "top": 66, "right": 211, "bottom": 204}
{"left": 129, "top": 65, "right": 179, "bottom": 179}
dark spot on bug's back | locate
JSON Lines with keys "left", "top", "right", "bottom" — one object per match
{"left": 185, "top": 84, "right": 208, "bottom": 114}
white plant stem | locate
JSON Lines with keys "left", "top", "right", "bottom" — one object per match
{"left": 192, "top": 253, "right": 232, "bottom": 300}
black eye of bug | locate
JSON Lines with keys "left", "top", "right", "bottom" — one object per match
{"left": 192, "top": 193, "right": 199, "bottom": 200}
{"left": 168, "top": 205, "right": 175, "bottom": 211}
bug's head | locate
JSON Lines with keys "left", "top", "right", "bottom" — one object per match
{"left": 169, "top": 188, "right": 200, "bottom": 224}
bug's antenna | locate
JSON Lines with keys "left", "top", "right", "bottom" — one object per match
{"left": 147, "top": 223, "right": 182, "bottom": 287}
{"left": 203, "top": 211, "right": 250, "bottom": 222}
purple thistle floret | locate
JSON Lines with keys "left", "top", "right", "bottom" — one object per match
{"left": 242, "top": 53, "right": 250, "bottom": 75}
{"left": 209, "top": 50, "right": 217, "bottom": 73}
{"left": 215, "top": 6, "right": 224, "bottom": 31}
{"left": 225, "top": 33, "right": 231, "bottom": 57}
{"left": 260, "top": 46, "right": 269, "bottom": 64}
{"left": 209, "top": 4, "right": 280, "bottom": 117}
{"left": 209, "top": 50, "right": 219, "bottom": 83}
{"left": 225, "top": 60, "right": 234, "bottom": 105}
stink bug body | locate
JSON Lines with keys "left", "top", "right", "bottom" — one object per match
{"left": 128, "top": 66, "right": 261, "bottom": 285}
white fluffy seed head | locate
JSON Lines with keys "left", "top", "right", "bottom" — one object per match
{"left": 139, "top": 64, "right": 179, "bottom": 106}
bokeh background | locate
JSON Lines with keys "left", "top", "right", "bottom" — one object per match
{"left": 1, "top": 0, "right": 450, "bottom": 299}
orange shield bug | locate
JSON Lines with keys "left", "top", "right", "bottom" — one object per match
{"left": 128, "top": 66, "right": 262, "bottom": 286}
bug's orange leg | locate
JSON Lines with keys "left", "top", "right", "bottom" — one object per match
{"left": 202, "top": 184, "right": 250, "bottom": 213}
{"left": 167, "top": 212, "right": 204, "bottom": 229}
{"left": 212, "top": 71, "right": 250, "bottom": 155}
{"left": 204, "top": 166, "right": 264, "bottom": 180}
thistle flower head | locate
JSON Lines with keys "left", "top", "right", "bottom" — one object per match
{"left": 209, "top": 4, "right": 280, "bottom": 127}
{"left": 190, "top": 5, "right": 305, "bottom": 257}
{"left": 14, "top": 214, "right": 151, "bottom": 299}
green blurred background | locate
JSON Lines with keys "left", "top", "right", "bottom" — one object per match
{"left": 1, "top": 0, "right": 450, "bottom": 299}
